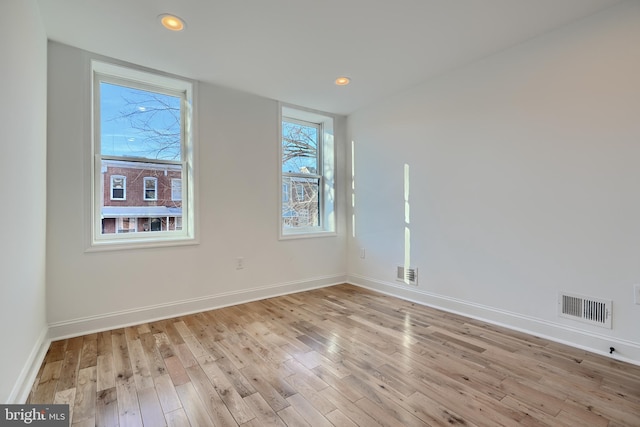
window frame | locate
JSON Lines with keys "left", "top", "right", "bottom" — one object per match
{"left": 143, "top": 177, "right": 158, "bottom": 201}
{"left": 279, "top": 104, "right": 336, "bottom": 239}
{"left": 110, "top": 175, "right": 126, "bottom": 200}
{"left": 89, "top": 60, "right": 197, "bottom": 250}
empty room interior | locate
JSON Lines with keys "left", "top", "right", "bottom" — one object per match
{"left": 2, "top": 0, "right": 640, "bottom": 425}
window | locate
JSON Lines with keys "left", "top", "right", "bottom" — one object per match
{"left": 143, "top": 177, "right": 157, "bottom": 201}
{"left": 116, "top": 217, "right": 137, "bottom": 233}
{"left": 295, "top": 184, "right": 305, "bottom": 201}
{"left": 148, "top": 218, "right": 162, "bottom": 231}
{"left": 110, "top": 175, "right": 126, "bottom": 200}
{"left": 280, "top": 105, "right": 335, "bottom": 237}
{"left": 91, "top": 61, "right": 195, "bottom": 248}
{"left": 171, "top": 178, "right": 182, "bottom": 201}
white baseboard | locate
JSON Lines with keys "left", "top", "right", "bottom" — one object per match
{"left": 49, "top": 274, "right": 346, "bottom": 340}
{"left": 9, "top": 326, "right": 50, "bottom": 403}
{"left": 348, "top": 274, "right": 640, "bottom": 366}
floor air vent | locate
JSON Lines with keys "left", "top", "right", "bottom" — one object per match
{"left": 558, "top": 292, "right": 612, "bottom": 329}
{"left": 397, "top": 266, "right": 417, "bottom": 285}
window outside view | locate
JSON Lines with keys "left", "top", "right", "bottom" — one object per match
{"left": 281, "top": 119, "right": 321, "bottom": 229}
{"left": 98, "top": 81, "right": 184, "bottom": 236}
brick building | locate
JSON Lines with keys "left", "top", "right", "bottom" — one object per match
{"left": 101, "top": 160, "right": 182, "bottom": 234}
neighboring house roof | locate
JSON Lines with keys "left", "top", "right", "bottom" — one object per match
{"left": 102, "top": 159, "right": 182, "bottom": 171}
{"left": 102, "top": 206, "right": 182, "bottom": 218}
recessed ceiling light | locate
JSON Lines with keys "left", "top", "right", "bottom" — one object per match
{"left": 335, "top": 77, "right": 351, "bottom": 86}
{"left": 159, "top": 14, "right": 186, "bottom": 31}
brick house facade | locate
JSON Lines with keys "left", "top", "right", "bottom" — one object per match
{"left": 101, "top": 160, "right": 182, "bottom": 234}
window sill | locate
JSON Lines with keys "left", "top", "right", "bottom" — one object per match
{"left": 86, "top": 235, "right": 199, "bottom": 252}
{"left": 279, "top": 229, "right": 337, "bottom": 240}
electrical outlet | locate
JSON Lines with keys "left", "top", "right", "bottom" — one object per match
{"left": 634, "top": 284, "right": 640, "bottom": 305}
{"left": 236, "top": 257, "right": 244, "bottom": 270}
{"left": 360, "top": 248, "right": 366, "bottom": 259}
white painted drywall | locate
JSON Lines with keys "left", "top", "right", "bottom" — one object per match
{"left": 0, "top": 0, "right": 49, "bottom": 402}
{"left": 46, "top": 42, "right": 347, "bottom": 335}
{"left": 347, "top": 1, "right": 640, "bottom": 362}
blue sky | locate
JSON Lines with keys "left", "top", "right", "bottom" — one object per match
{"left": 100, "top": 82, "right": 181, "bottom": 160}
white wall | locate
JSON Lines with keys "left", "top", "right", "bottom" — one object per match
{"left": 46, "top": 42, "right": 347, "bottom": 337}
{"left": 348, "top": 1, "right": 640, "bottom": 364}
{"left": 0, "top": 0, "right": 49, "bottom": 402}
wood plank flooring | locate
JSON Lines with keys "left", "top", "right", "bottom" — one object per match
{"left": 28, "top": 284, "right": 640, "bottom": 426}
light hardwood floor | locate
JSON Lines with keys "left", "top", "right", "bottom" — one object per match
{"left": 28, "top": 284, "right": 640, "bottom": 426}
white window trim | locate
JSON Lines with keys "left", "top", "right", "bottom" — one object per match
{"left": 279, "top": 104, "right": 336, "bottom": 239}
{"left": 110, "top": 175, "right": 126, "bottom": 200}
{"left": 89, "top": 60, "right": 198, "bottom": 251}
{"left": 143, "top": 177, "right": 158, "bottom": 201}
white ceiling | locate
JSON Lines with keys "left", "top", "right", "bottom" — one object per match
{"left": 36, "top": 0, "right": 623, "bottom": 115}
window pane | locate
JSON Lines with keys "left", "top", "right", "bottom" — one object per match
{"left": 282, "top": 120, "right": 318, "bottom": 174}
{"left": 100, "top": 82, "right": 181, "bottom": 161}
{"left": 101, "top": 159, "right": 182, "bottom": 235}
{"left": 150, "top": 218, "right": 162, "bottom": 231}
{"left": 112, "top": 188, "right": 124, "bottom": 199}
{"left": 282, "top": 177, "right": 319, "bottom": 228}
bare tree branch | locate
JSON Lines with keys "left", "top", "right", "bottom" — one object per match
{"left": 112, "top": 91, "right": 181, "bottom": 160}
